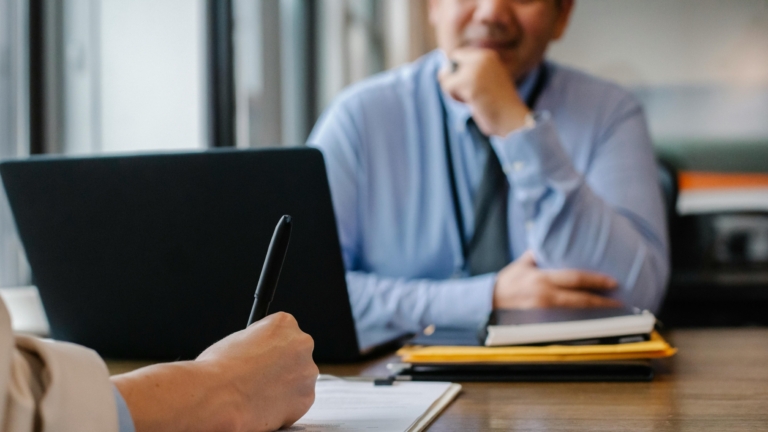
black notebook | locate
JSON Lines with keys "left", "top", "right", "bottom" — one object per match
{"left": 391, "top": 360, "right": 655, "bottom": 382}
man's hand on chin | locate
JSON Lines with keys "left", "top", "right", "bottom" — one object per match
{"left": 493, "top": 251, "right": 624, "bottom": 309}
{"left": 437, "top": 47, "right": 531, "bottom": 137}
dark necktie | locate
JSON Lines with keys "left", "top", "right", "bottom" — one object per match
{"left": 466, "top": 120, "right": 510, "bottom": 275}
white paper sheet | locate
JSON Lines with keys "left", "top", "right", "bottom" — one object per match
{"left": 285, "top": 379, "right": 458, "bottom": 432}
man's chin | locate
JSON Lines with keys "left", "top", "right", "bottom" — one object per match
{"left": 495, "top": 51, "right": 524, "bottom": 79}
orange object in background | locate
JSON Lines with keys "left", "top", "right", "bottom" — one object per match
{"left": 679, "top": 171, "right": 768, "bottom": 191}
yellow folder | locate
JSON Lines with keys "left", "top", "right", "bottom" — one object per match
{"left": 398, "top": 331, "right": 677, "bottom": 363}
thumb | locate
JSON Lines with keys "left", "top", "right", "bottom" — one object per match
{"left": 518, "top": 250, "right": 537, "bottom": 267}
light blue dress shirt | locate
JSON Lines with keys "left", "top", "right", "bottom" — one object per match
{"left": 308, "top": 50, "right": 669, "bottom": 338}
{"left": 113, "top": 385, "right": 136, "bottom": 432}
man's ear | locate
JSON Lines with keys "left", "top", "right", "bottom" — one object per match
{"left": 552, "top": 0, "right": 574, "bottom": 41}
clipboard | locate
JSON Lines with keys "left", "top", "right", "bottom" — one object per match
{"left": 291, "top": 377, "right": 461, "bottom": 431}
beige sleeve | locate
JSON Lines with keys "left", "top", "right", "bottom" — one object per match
{"left": 0, "top": 299, "right": 118, "bottom": 432}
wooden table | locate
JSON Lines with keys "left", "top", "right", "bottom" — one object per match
{"left": 108, "top": 329, "right": 768, "bottom": 431}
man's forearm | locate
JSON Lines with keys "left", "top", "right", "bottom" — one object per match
{"left": 112, "top": 361, "right": 240, "bottom": 432}
{"left": 346, "top": 271, "right": 497, "bottom": 333}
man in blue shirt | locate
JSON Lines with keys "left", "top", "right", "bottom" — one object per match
{"left": 309, "top": 0, "right": 668, "bottom": 338}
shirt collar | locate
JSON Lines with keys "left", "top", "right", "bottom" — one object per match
{"left": 437, "top": 50, "right": 543, "bottom": 132}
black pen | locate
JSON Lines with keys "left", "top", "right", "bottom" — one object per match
{"left": 247, "top": 215, "right": 292, "bottom": 327}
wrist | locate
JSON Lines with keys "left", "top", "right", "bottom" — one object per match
{"left": 493, "top": 104, "right": 531, "bottom": 137}
{"left": 192, "top": 360, "right": 247, "bottom": 432}
{"left": 491, "top": 272, "right": 506, "bottom": 310}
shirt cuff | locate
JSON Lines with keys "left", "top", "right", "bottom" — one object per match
{"left": 428, "top": 273, "right": 496, "bottom": 328}
{"left": 490, "top": 111, "right": 581, "bottom": 216}
{"left": 113, "top": 384, "right": 136, "bottom": 432}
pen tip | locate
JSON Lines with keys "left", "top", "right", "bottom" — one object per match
{"left": 282, "top": 215, "right": 292, "bottom": 224}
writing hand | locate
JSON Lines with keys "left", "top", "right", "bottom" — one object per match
{"left": 197, "top": 312, "right": 318, "bottom": 431}
{"left": 114, "top": 312, "right": 318, "bottom": 432}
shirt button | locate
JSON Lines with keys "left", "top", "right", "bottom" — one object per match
{"left": 526, "top": 221, "right": 534, "bottom": 231}
{"left": 513, "top": 161, "right": 525, "bottom": 172}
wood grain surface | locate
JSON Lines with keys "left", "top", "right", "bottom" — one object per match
{"left": 108, "top": 328, "right": 768, "bottom": 431}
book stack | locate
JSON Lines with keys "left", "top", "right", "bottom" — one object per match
{"left": 392, "top": 307, "right": 676, "bottom": 382}
{"left": 677, "top": 171, "right": 768, "bottom": 215}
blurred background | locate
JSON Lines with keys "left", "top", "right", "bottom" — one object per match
{"left": 2, "top": 0, "right": 768, "bottom": 325}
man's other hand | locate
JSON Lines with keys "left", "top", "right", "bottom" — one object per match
{"left": 113, "top": 312, "right": 318, "bottom": 432}
{"left": 437, "top": 47, "right": 531, "bottom": 137}
{"left": 493, "top": 251, "right": 622, "bottom": 309}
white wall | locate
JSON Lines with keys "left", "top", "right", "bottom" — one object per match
{"left": 549, "top": 0, "right": 768, "bottom": 87}
{"left": 548, "top": 0, "right": 768, "bottom": 141}
{"left": 99, "top": 0, "right": 207, "bottom": 153}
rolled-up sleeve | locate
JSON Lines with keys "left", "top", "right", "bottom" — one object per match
{"left": 0, "top": 299, "right": 119, "bottom": 432}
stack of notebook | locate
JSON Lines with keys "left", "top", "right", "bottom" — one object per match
{"left": 392, "top": 307, "right": 676, "bottom": 382}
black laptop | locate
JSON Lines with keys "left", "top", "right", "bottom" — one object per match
{"left": 0, "top": 148, "right": 403, "bottom": 362}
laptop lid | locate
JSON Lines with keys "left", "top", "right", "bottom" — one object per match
{"left": 1, "top": 148, "right": 365, "bottom": 362}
